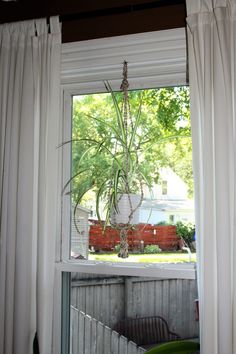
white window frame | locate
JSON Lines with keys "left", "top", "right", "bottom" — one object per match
{"left": 53, "top": 27, "right": 196, "bottom": 354}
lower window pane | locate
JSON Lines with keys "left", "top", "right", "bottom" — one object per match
{"left": 70, "top": 272, "right": 199, "bottom": 353}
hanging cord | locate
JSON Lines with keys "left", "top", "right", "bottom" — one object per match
{"left": 120, "top": 61, "right": 143, "bottom": 225}
{"left": 120, "top": 61, "right": 130, "bottom": 194}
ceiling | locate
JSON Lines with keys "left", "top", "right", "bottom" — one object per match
{"left": 0, "top": 0, "right": 186, "bottom": 42}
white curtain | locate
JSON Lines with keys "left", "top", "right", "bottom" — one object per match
{"left": 0, "top": 18, "right": 61, "bottom": 354}
{"left": 186, "top": 1, "right": 236, "bottom": 353}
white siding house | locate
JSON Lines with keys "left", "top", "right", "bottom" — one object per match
{"left": 140, "top": 168, "right": 194, "bottom": 224}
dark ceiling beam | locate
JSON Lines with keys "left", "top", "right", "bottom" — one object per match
{"left": 62, "top": 4, "right": 186, "bottom": 43}
{"left": 0, "top": 0, "right": 186, "bottom": 43}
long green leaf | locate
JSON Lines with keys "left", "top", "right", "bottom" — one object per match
{"left": 62, "top": 168, "right": 90, "bottom": 195}
{"left": 70, "top": 137, "right": 123, "bottom": 169}
{"left": 77, "top": 145, "right": 98, "bottom": 168}
{"left": 140, "top": 134, "right": 191, "bottom": 147}
{"left": 129, "top": 99, "right": 142, "bottom": 151}
{"left": 73, "top": 181, "right": 94, "bottom": 233}
{"left": 145, "top": 340, "right": 200, "bottom": 354}
{"left": 113, "top": 169, "right": 122, "bottom": 210}
{"left": 95, "top": 181, "right": 108, "bottom": 222}
{"left": 104, "top": 81, "right": 126, "bottom": 143}
{"left": 58, "top": 138, "right": 101, "bottom": 148}
{"left": 86, "top": 115, "right": 126, "bottom": 146}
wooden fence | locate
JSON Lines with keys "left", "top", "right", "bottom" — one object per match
{"left": 70, "top": 307, "right": 146, "bottom": 354}
{"left": 71, "top": 276, "right": 199, "bottom": 339}
{"left": 89, "top": 224, "right": 181, "bottom": 251}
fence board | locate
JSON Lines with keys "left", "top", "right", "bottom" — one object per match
{"left": 103, "top": 284, "right": 110, "bottom": 325}
{"left": 111, "top": 331, "right": 119, "bottom": 354}
{"left": 169, "top": 279, "right": 177, "bottom": 332}
{"left": 71, "top": 308, "right": 146, "bottom": 354}
{"left": 182, "top": 279, "right": 189, "bottom": 338}
{"left": 176, "top": 278, "right": 183, "bottom": 335}
{"left": 71, "top": 307, "right": 79, "bottom": 354}
{"left": 71, "top": 288, "right": 77, "bottom": 307}
{"left": 86, "top": 286, "right": 94, "bottom": 317}
{"left": 148, "top": 280, "right": 155, "bottom": 317}
{"left": 128, "top": 341, "right": 138, "bottom": 354}
{"left": 77, "top": 286, "right": 86, "bottom": 312}
{"left": 93, "top": 283, "right": 102, "bottom": 322}
{"left": 84, "top": 314, "right": 92, "bottom": 354}
{"left": 110, "top": 282, "right": 125, "bottom": 327}
{"left": 90, "top": 318, "right": 97, "bottom": 354}
{"left": 104, "top": 326, "right": 112, "bottom": 354}
{"left": 78, "top": 311, "right": 85, "bottom": 353}
{"left": 97, "top": 321, "right": 104, "bottom": 354}
{"left": 132, "top": 281, "right": 142, "bottom": 318}
{"left": 72, "top": 276, "right": 199, "bottom": 339}
{"left": 125, "top": 278, "right": 133, "bottom": 319}
{"left": 155, "top": 278, "right": 163, "bottom": 317}
{"left": 162, "top": 279, "right": 170, "bottom": 319}
{"left": 119, "top": 335, "right": 128, "bottom": 354}
{"left": 189, "top": 279, "right": 198, "bottom": 336}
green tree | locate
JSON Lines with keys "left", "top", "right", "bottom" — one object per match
{"left": 71, "top": 86, "right": 193, "bottom": 209}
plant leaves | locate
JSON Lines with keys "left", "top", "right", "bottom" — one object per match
{"left": 145, "top": 340, "right": 200, "bottom": 354}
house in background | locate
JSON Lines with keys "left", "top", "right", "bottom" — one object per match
{"left": 140, "top": 168, "right": 195, "bottom": 225}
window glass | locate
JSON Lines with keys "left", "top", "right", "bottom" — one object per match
{"left": 70, "top": 272, "right": 199, "bottom": 353}
{"left": 65, "top": 87, "right": 195, "bottom": 264}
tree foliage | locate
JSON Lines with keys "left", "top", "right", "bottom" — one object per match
{"left": 176, "top": 221, "right": 196, "bottom": 249}
{"left": 71, "top": 86, "right": 193, "bottom": 208}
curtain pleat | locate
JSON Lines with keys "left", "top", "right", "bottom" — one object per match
{"left": 186, "top": 1, "right": 236, "bottom": 353}
{"left": 0, "top": 18, "right": 61, "bottom": 354}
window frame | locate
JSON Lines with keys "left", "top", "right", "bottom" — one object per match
{"left": 53, "top": 27, "right": 195, "bottom": 354}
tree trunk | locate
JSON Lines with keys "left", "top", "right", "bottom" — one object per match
{"left": 118, "top": 228, "right": 129, "bottom": 258}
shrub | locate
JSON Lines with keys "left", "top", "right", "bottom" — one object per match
{"left": 114, "top": 244, "right": 120, "bottom": 253}
{"left": 176, "top": 221, "right": 195, "bottom": 249}
{"left": 144, "top": 245, "right": 162, "bottom": 254}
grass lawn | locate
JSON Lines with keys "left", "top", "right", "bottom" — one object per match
{"left": 89, "top": 252, "right": 196, "bottom": 263}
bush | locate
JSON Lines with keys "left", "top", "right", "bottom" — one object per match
{"left": 144, "top": 244, "right": 162, "bottom": 254}
{"left": 114, "top": 244, "right": 120, "bottom": 253}
{"left": 176, "top": 221, "right": 195, "bottom": 249}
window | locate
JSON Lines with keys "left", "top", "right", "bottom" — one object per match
{"left": 54, "top": 28, "right": 197, "bottom": 354}
{"left": 162, "top": 180, "right": 168, "bottom": 195}
{"left": 169, "top": 214, "right": 175, "bottom": 223}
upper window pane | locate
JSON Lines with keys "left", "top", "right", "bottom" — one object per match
{"left": 66, "top": 86, "right": 195, "bottom": 264}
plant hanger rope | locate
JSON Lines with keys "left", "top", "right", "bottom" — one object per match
{"left": 121, "top": 61, "right": 143, "bottom": 223}
{"left": 115, "top": 61, "right": 144, "bottom": 257}
{"left": 121, "top": 60, "right": 130, "bottom": 195}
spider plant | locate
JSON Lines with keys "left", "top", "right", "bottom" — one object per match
{"left": 63, "top": 62, "right": 152, "bottom": 258}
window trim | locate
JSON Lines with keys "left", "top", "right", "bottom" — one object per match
{"left": 56, "top": 260, "right": 196, "bottom": 279}
{"left": 54, "top": 27, "right": 194, "bottom": 354}
{"left": 59, "top": 26, "right": 193, "bottom": 275}
{"left": 61, "top": 88, "right": 194, "bottom": 275}
{"left": 60, "top": 27, "right": 187, "bottom": 92}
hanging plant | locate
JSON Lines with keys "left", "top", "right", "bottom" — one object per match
{"left": 63, "top": 61, "right": 152, "bottom": 258}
